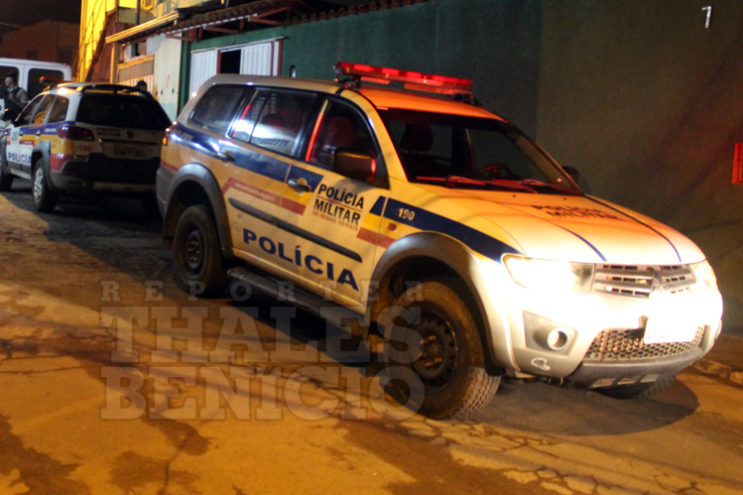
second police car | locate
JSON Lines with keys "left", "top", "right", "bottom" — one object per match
{"left": 157, "top": 62, "right": 723, "bottom": 419}
{"left": 0, "top": 83, "right": 170, "bottom": 212}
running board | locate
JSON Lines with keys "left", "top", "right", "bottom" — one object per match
{"left": 227, "top": 267, "right": 366, "bottom": 332}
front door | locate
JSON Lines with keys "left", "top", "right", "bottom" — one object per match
{"left": 276, "top": 98, "right": 388, "bottom": 312}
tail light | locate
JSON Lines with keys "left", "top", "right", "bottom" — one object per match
{"left": 163, "top": 123, "right": 176, "bottom": 147}
{"left": 57, "top": 124, "right": 94, "bottom": 141}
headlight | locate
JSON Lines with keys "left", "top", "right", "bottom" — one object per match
{"left": 503, "top": 255, "right": 594, "bottom": 293}
{"left": 691, "top": 260, "right": 718, "bottom": 291}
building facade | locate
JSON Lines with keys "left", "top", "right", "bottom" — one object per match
{"left": 0, "top": 20, "right": 79, "bottom": 68}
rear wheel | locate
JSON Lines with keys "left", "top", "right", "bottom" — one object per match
{"left": 32, "top": 162, "right": 57, "bottom": 212}
{"left": 598, "top": 371, "right": 678, "bottom": 399}
{"left": 173, "top": 204, "right": 227, "bottom": 297}
{"left": 380, "top": 280, "right": 500, "bottom": 419}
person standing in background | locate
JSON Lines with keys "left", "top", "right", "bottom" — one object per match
{"left": 4, "top": 74, "right": 28, "bottom": 119}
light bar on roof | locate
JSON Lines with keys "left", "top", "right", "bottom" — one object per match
{"left": 334, "top": 61, "right": 474, "bottom": 96}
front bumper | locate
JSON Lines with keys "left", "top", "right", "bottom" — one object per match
{"left": 476, "top": 260, "right": 723, "bottom": 382}
{"left": 568, "top": 346, "right": 704, "bottom": 388}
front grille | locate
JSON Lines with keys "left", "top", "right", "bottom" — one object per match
{"left": 592, "top": 264, "right": 696, "bottom": 298}
{"left": 584, "top": 326, "right": 705, "bottom": 362}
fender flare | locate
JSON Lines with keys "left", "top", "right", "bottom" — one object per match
{"left": 161, "top": 162, "right": 232, "bottom": 254}
{"left": 369, "top": 232, "right": 513, "bottom": 373}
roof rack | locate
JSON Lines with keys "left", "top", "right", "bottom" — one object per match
{"left": 334, "top": 61, "right": 475, "bottom": 103}
{"left": 58, "top": 82, "right": 154, "bottom": 99}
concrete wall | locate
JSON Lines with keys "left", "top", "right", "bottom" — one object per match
{"left": 0, "top": 21, "right": 78, "bottom": 66}
{"left": 536, "top": 0, "right": 743, "bottom": 334}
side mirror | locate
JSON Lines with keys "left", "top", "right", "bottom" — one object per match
{"left": 332, "top": 149, "right": 377, "bottom": 183}
{"left": 562, "top": 166, "right": 581, "bottom": 183}
{"left": 562, "top": 165, "right": 591, "bottom": 193}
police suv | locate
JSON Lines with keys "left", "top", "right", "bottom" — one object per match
{"left": 0, "top": 83, "right": 170, "bottom": 212}
{"left": 157, "top": 62, "right": 723, "bottom": 418}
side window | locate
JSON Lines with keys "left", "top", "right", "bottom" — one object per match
{"left": 31, "top": 95, "right": 55, "bottom": 125}
{"left": 231, "top": 91, "right": 266, "bottom": 143}
{"left": 0, "top": 67, "right": 18, "bottom": 80}
{"left": 307, "top": 100, "right": 378, "bottom": 171}
{"left": 0, "top": 66, "right": 18, "bottom": 101}
{"left": 46, "top": 96, "right": 69, "bottom": 123}
{"left": 190, "top": 85, "right": 248, "bottom": 134}
{"left": 15, "top": 95, "right": 45, "bottom": 126}
{"left": 248, "top": 90, "right": 317, "bottom": 157}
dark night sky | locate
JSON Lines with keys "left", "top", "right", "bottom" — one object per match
{"left": 0, "top": 0, "right": 81, "bottom": 28}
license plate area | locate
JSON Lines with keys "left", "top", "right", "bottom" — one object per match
{"left": 106, "top": 143, "right": 155, "bottom": 160}
{"left": 643, "top": 313, "right": 699, "bottom": 344}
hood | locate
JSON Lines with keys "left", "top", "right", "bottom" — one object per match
{"left": 418, "top": 186, "right": 705, "bottom": 265}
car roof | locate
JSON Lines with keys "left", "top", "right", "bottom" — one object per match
{"left": 204, "top": 74, "right": 504, "bottom": 120}
{"left": 50, "top": 82, "right": 154, "bottom": 99}
{"left": 204, "top": 73, "right": 342, "bottom": 94}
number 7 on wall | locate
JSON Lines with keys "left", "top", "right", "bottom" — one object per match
{"left": 702, "top": 5, "right": 712, "bottom": 29}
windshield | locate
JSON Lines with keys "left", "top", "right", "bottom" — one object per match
{"left": 379, "top": 109, "right": 582, "bottom": 195}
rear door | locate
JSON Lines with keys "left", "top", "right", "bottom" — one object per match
{"left": 75, "top": 93, "right": 168, "bottom": 161}
{"left": 220, "top": 87, "right": 321, "bottom": 278}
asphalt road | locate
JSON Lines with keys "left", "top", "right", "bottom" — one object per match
{"left": 1, "top": 182, "right": 743, "bottom": 495}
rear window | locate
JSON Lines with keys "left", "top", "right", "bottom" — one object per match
{"left": 190, "top": 85, "right": 249, "bottom": 134}
{"left": 76, "top": 94, "right": 170, "bottom": 130}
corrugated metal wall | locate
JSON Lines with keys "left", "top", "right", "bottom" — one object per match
{"left": 189, "top": 39, "right": 282, "bottom": 95}
{"left": 189, "top": 49, "right": 217, "bottom": 96}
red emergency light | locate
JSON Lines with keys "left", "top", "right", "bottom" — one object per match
{"left": 334, "top": 61, "right": 474, "bottom": 96}
{"left": 734, "top": 143, "right": 743, "bottom": 184}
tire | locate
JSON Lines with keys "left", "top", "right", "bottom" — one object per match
{"left": 173, "top": 204, "right": 227, "bottom": 297}
{"left": 379, "top": 280, "right": 500, "bottom": 419}
{"left": 32, "top": 161, "right": 57, "bottom": 212}
{"left": 0, "top": 164, "right": 12, "bottom": 191}
{"left": 598, "top": 371, "right": 678, "bottom": 399}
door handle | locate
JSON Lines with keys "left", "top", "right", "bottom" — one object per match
{"left": 217, "top": 150, "right": 235, "bottom": 163}
{"left": 288, "top": 177, "right": 312, "bottom": 193}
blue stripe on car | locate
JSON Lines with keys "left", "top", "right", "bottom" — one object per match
{"left": 383, "top": 198, "right": 517, "bottom": 261}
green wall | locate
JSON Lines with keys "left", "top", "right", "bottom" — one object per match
{"left": 537, "top": 0, "right": 743, "bottom": 334}
{"left": 188, "top": 0, "right": 542, "bottom": 133}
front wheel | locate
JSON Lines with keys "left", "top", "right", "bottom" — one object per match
{"left": 32, "top": 162, "right": 57, "bottom": 212}
{"left": 173, "top": 204, "right": 227, "bottom": 297}
{"left": 380, "top": 280, "right": 500, "bottom": 419}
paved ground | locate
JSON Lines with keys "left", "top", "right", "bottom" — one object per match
{"left": 1, "top": 182, "right": 743, "bottom": 495}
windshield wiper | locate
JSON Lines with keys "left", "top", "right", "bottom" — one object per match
{"left": 416, "top": 175, "right": 538, "bottom": 192}
{"left": 520, "top": 179, "right": 580, "bottom": 195}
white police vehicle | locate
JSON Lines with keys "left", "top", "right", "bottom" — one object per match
{"left": 157, "top": 62, "right": 723, "bottom": 418}
{"left": 0, "top": 83, "right": 170, "bottom": 212}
